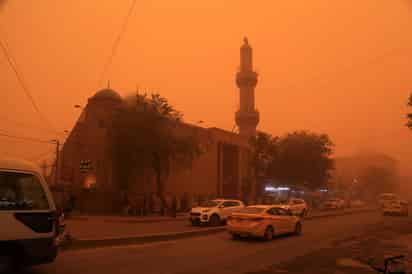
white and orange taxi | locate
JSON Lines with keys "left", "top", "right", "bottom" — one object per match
{"left": 227, "top": 205, "right": 302, "bottom": 241}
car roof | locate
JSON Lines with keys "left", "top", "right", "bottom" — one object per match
{"left": 247, "top": 205, "right": 288, "bottom": 209}
{"left": 0, "top": 158, "right": 42, "bottom": 175}
{"left": 213, "top": 199, "right": 242, "bottom": 202}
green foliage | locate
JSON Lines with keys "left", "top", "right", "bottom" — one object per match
{"left": 407, "top": 93, "right": 412, "bottom": 129}
{"left": 271, "top": 131, "right": 334, "bottom": 188}
{"left": 110, "top": 93, "right": 200, "bottom": 196}
{"left": 249, "top": 132, "right": 278, "bottom": 177}
{"left": 250, "top": 130, "right": 335, "bottom": 189}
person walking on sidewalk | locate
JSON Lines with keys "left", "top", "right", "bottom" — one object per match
{"left": 171, "top": 195, "right": 177, "bottom": 218}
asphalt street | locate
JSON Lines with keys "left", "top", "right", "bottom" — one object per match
{"left": 24, "top": 211, "right": 402, "bottom": 274}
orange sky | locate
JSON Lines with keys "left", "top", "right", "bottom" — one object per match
{"left": 1, "top": 0, "right": 411, "bottom": 175}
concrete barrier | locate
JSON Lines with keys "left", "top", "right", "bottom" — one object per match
{"left": 62, "top": 207, "right": 377, "bottom": 251}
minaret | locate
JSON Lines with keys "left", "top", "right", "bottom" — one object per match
{"left": 235, "top": 37, "right": 259, "bottom": 139}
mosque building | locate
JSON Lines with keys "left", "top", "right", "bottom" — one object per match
{"left": 57, "top": 39, "right": 260, "bottom": 212}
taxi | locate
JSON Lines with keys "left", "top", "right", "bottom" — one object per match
{"left": 227, "top": 205, "right": 302, "bottom": 241}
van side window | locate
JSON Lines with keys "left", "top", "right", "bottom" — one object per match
{"left": 0, "top": 172, "right": 49, "bottom": 210}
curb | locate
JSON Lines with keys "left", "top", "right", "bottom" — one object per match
{"left": 103, "top": 217, "right": 188, "bottom": 224}
{"left": 61, "top": 227, "right": 225, "bottom": 251}
{"left": 305, "top": 208, "right": 377, "bottom": 220}
{"left": 62, "top": 208, "right": 377, "bottom": 251}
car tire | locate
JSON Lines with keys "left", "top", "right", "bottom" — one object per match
{"left": 264, "top": 226, "right": 274, "bottom": 241}
{"left": 0, "top": 255, "right": 16, "bottom": 274}
{"left": 232, "top": 233, "right": 241, "bottom": 240}
{"left": 209, "top": 214, "right": 220, "bottom": 226}
{"left": 294, "top": 222, "right": 302, "bottom": 235}
{"left": 300, "top": 209, "right": 307, "bottom": 217}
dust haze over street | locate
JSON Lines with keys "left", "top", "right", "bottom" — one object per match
{"left": 1, "top": 1, "right": 412, "bottom": 274}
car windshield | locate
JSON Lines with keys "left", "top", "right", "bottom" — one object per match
{"left": 236, "top": 207, "right": 265, "bottom": 214}
{"left": 0, "top": 171, "right": 49, "bottom": 210}
{"left": 380, "top": 194, "right": 397, "bottom": 200}
{"left": 199, "top": 200, "right": 220, "bottom": 208}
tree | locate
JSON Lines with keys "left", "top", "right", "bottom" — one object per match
{"left": 407, "top": 93, "right": 412, "bottom": 129}
{"left": 269, "top": 131, "right": 334, "bottom": 189}
{"left": 249, "top": 132, "right": 278, "bottom": 178}
{"left": 110, "top": 93, "right": 201, "bottom": 211}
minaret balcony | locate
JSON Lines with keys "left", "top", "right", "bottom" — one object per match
{"left": 235, "top": 110, "right": 260, "bottom": 126}
{"left": 236, "top": 71, "right": 258, "bottom": 87}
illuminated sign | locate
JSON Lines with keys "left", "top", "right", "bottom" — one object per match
{"left": 264, "top": 186, "right": 290, "bottom": 192}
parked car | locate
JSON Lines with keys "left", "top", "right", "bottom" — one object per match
{"left": 382, "top": 199, "right": 408, "bottom": 216}
{"left": 322, "top": 198, "right": 345, "bottom": 210}
{"left": 378, "top": 193, "right": 398, "bottom": 208}
{"left": 189, "top": 199, "right": 245, "bottom": 226}
{"left": 284, "top": 198, "right": 309, "bottom": 216}
{"left": 350, "top": 200, "right": 366, "bottom": 208}
{"left": 227, "top": 205, "right": 302, "bottom": 241}
{"left": 0, "top": 158, "right": 65, "bottom": 272}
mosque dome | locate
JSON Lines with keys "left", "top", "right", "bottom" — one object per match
{"left": 91, "top": 88, "right": 122, "bottom": 102}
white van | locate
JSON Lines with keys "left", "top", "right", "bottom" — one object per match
{"left": 0, "top": 158, "right": 64, "bottom": 272}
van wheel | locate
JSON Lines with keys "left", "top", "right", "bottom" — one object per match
{"left": 264, "top": 226, "right": 274, "bottom": 241}
{"left": 0, "top": 255, "right": 15, "bottom": 274}
{"left": 294, "top": 222, "right": 302, "bottom": 235}
{"left": 232, "top": 233, "right": 241, "bottom": 240}
{"left": 209, "top": 214, "right": 220, "bottom": 226}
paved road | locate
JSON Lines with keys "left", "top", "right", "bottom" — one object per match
{"left": 26, "top": 211, "right": 391, "bottom": 274}
{"left": 66, "top": 217, "right": 197, "bottom": 239}
{"left": 66, "top": 208, "right": 369, "bottom": 239}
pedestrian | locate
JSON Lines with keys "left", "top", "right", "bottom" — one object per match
{"left": 143, "top": 195, "right": 147, "bottom": 216}
{"left": 69, "top": 194, "right": 76, "bottom": 213}
{"left": 171, "top": 195, "right": 177, "bottom": 218}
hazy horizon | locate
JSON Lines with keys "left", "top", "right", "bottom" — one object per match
{"left": 1, "top": 1, "right": 411, "bottom": 176}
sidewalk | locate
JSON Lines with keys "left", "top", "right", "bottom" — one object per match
{"left": 63, "top": 207, "right": 376, "bottom": 243}
{"left": 68, "top": 212, "right": 188, "bottom": 223}
{"left": 65, "top": 215, "right": 192, "bottom": 240}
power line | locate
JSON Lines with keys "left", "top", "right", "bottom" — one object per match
{"left": 0, "top": 114, "right": 66, "bottom": 135}
{"left": 97, "top": 0, "right": 137, "bottom": 88}
{"left": 0, "top": 131, "right": 55, "bottom": 144}
{"left": 0, "top": 34, "right": 58, "bottom": 134}
{"left": 27, "top": 149, "right": 55, "bottom": 161}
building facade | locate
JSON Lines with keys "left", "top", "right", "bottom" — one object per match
{"left": 57, "top": 39, "right": 259, "bottom": 212}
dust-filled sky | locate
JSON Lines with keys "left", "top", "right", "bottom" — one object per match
{"left": 0, "top": 1, "right": 411, "bottom": 175}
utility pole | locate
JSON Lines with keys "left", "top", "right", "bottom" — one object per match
{"left": 52, "top": 139, "right": 60, "bottom": 185}
{"left": 40, "top": 160, "right": 48, "bottom": 178}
